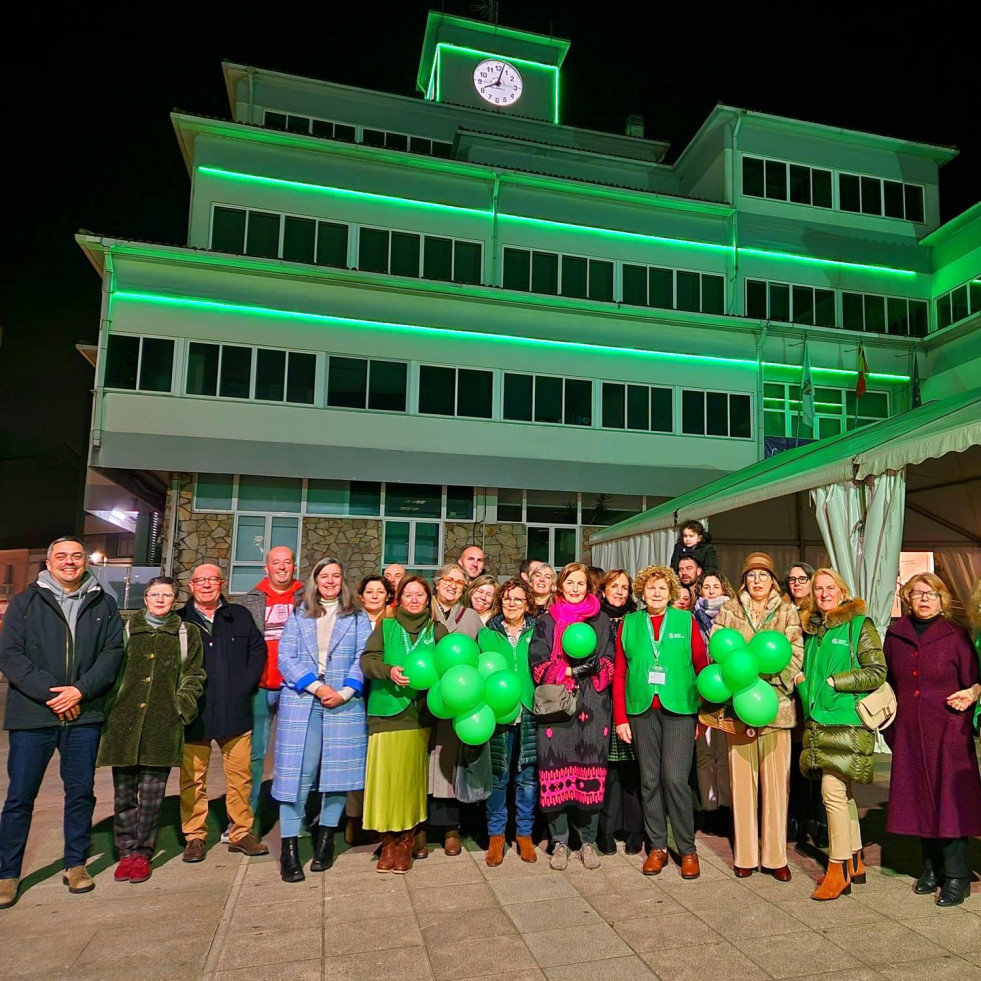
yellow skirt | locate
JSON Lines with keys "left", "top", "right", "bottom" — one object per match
{"left": 363, "top": 727, "right": 431, "bottom": 833}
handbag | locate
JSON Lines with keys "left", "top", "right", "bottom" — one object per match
{"left": 533, "top": 683, "right": 579, "bottom": 721}
{"left": 848, "top": 617, "right": 897, "bottom": 732}
{"left": 698, "top": 704, "right": 753, "bottom": 738}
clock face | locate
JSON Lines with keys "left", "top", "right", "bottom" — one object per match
{"left": 472, "top": 59, "right": 523, "bottom": 106}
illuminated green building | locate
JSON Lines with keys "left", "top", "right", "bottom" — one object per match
{"left": 77, "top": 11, "right": 981, "bottom": 589}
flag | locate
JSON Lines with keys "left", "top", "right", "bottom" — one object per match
{"left": 911, "top": 351, "right": 922, "bottom": 408}
{"left": 801, "top": 341, "right": 815, "bottom": 428}
{"left": 856, "top": 344, "right": 869, "bottom": 399}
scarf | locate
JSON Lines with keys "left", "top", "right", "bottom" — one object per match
{"left": 599, "top": 594, "right": 636, "bottom": 627}
{"left": 693, "top": 594, "right": 726, "bottom": 641}
{"left": 395, "top": 606, "right": 432, "bottom": 637}
{"left": 549, "top": 594, "right": 601, "bottom": 661}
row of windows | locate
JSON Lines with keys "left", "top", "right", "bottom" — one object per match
{"left": 741, "top": 155, "right": 925, "bottom": 223}
{"left": 745, "top": 280, "right": 929, "bottom": 336}
{"left": 935, "top": 277, "right": 981, "bottom": 331}
{"left": 763, "top": 381, "right": 890, "bottom": 440}
{"left": 263, "top": 109, "right": 454, "bottom": 159}
{"left": 103, "top": 335, "right": 755, "bottom": 439}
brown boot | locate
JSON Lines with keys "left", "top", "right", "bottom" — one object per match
{"left": 850, "top": 850, "right": 867, "bottom": 884}
{"left": 443, "top": 827, "right": 462, "bottom": 857}
{"left": 376, "top": 833, "right": 398, "bottom": 873}
{"left": 486, "top": 834, "right": 506, "bottom": 867}
{"left": 812, "top": 860, "right": 851, "bottom": 901}
{"left": 643, "top": 848, "right": 669, "bottom": 876}
{"left": 516, "top": 836, "right": 538, "bottom": 863}
{"left": 413, "top": 828, "right": 429, "bottom": 860}
{"left": 392, "top": 832, "right": 414, "bottom": 874}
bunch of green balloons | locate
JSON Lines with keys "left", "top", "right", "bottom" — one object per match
{"left": 696, "top": 629, "right": 794, "bottom": 728}
{"left": 403, "top": 634, "right": 523, "bottom": 745}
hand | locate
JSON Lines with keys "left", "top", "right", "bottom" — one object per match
{"left": 58, "top": 705, "right": 81, "bottom": 722}
{"left": 565, "top": 666, "right": 573, "bottom": 679}
{"left": 616, "top": 723, "right": 632, "bottom": 744}
{"left": 794, "top": 673, "right": 805, "bottom": 686}
{"left": 319, "top": 685, "right": 343, "bottom": 708}
{"left": 47, "top": 686, "right": 82, "bottom": 714}
{"left": 946, "top": 687, "right": 979, "bottom": 712}
{"left": 826, "top": 677, "right": 836, "bottom": 690}
{"left": 390, "top": 666, "right": 410, "bottom": 687}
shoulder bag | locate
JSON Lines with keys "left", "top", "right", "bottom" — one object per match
{"left": 847, "top": 617, "right": 897, "bottom": 731}
{"left": 533, "top": 683, "right": 579, "bottom": 721}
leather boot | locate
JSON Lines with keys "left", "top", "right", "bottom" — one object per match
{"left": 443, "top": 827, "right": 462, "bottom": 857}
{"left": 280, "top": 837, "right": 305, "bottom": 883}
{"left": 310, "top": 827, "right": 335, "bottom": 873}
{"left": 376, "top": 833, "right": 398, "bottom": 873}
{"left": 937, "top": 877, "right": 970, "bottom": 907}
{"left": 486, "top": 834, "right": 506, "bottom": 867}
{"left": 413, "top": 828, "right": 429, "bottom": 860}
{"left": 914, "top": 863, "right": 940, "bottom": 895}
{"left": 516, "top": 836, "right": 538, "bottom": 863}
{"left": 850, "top": 849, "right": 867, "bottom": 884}
{"left": 811, "top": 860, "right": 851, "bottom": 901}
{"left": 392, "top": 832, "right": 414, "bottom": 874}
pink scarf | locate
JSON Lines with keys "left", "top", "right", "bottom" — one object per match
{"left": 550, "top": 594, "right": 601, "bottom": 661}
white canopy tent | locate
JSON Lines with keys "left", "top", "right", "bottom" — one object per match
{"left": 591, "top": 385, "right": 981, "bottom": 636}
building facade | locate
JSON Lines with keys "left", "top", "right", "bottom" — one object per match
{"left": 76, "top": 12, "right": 981, "bottom": 594}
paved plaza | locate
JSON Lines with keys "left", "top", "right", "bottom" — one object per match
{"left": 3, "top": 682, "right": 981, "bottom": 981}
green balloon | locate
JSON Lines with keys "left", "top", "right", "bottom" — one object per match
{"left": 478, "top": 650, "right": 509, "bottom": 679}
{"left": 721, "top": 647, "right": 759, "bottom": 693}
{"left": 749, "top": 630, "right": 793, "bottom": 675}
{"left": 453, "top": 703, "right": 497, "bottom": 746}
{"left": 404, "top": 650, "right": 439, "bottom": 691}
{"left": 696, "top": 663, "right": 731, "bottom": 704}
{"left": 709, "top": 627, "right": 745, "bottom": 663}
{"left": 426, "top": 683, "right": 454, "bottom": 720}
{"left": 484, "top": 669, "right": 522, "bottom": 715}
{"left": 440, "top": 664, "right": 484, "bottom": 715}
{"left": 563, "top": 623, "right": 597, "bottom": 658}
{"left": 732, "top": 678, "right": 779, "bottom": 728}
{"left": 495, "top": 704, "right": 521, "bottom": 725}
{"left": 434, "top": 634, "right": 480, "bottom": 676}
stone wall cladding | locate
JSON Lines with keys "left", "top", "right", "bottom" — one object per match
{"left": 169, "top": 475, "right": 233, "bottom": 591}
{"left": 301, "top": 518, "right": 381, "bottom": 584}
{"left": 443, "top": 523, "right": 527, "bottom": 579}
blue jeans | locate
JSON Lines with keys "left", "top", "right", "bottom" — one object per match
{"left": 486, "top": 725, "right": 538, "bottom": 837}
{"left": 0, "top": 724, "right": 102, "bottom": 877}
{"left": 250, "top": 688, "right": 280, "bottom": 815}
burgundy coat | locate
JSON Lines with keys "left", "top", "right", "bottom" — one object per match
{"left": 883, "top": 616, "right": 981, "bottom": 838}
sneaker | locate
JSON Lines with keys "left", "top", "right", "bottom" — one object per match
{"left": 227, "top": 833, "right": 269, "bottom": 857}
{"left": 114, "top": 857, "right": 134, "bottom": 882}
{"left": 549, "top": 843, "right": 569, "bottom": 871}
{"left": 580, "top": 842, "right": 601, "bottom": 870}
{"left": 220, "top": 823, "right": 232, "bottom": 845}
{"left": 129, "top": 855, "right": 152, "bottom": 883}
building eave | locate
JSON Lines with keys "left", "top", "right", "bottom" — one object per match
{"left": 920, "top": 200, "right": 981, "bottom": 247}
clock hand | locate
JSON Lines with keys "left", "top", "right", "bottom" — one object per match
{"left": 496, "top": 65, "right": 505, "bottom": 84}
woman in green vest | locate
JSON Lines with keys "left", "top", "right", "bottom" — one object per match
{"left": 482, "top": 578, "right": 538, "bottom": 867}
{"left": 797, "top": 567, "right": 886, "bottom": 901}
{"left": 361, "top": 575, "right": 447, "bottom": 874}
{"left": 613, "top": 565, "right": 709, "bottom": 880}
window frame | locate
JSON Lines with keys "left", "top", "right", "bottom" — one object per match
{"left": 102, "top": 334, "right": 176, "bottom": 394}
{"left": 621, "top": 262, "right": 725, "bottom": 314}
{"left": 680, "top": 389, "right": 754, "bottom": 440}
{"left": 501, "top": 371, "right": 594, "bottom": 428}
{"left": 836, "top": 169, "right": 926, "bottom": 222}
{"left": 183, "top": 341, "right": 318, "bottom": 406}
{"left": 741, "top": 154, "right": 833, "bottom": 210}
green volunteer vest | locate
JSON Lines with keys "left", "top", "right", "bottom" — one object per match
{"left": 800, "top": 618, "right": 863, "bottom": 726}
{"left": 366, "top": 618, "right": 434, "bottom": 717}
{"left": 478, "top": 625, "right": 535, "bottom": 712}
{"left": 621, "top": 608, "right": 699, "bottom": 715}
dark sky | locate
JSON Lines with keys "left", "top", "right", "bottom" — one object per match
{"left": 0, "top": 1, "right": 974, "bottom": 547}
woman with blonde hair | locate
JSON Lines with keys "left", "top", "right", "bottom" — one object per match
{"left": 884, "top": 572, "right": 981, "bottom": 907}
{"left": 465, "top": 574, "right": 500, "bottom": 625}
{"left": 529, "top": 563, "right": 555, "bottom": 618}
{"left": 796, "top": 568, "right": 886, "bottom": 900}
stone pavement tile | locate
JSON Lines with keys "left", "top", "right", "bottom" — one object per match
{"left": 407, "top": 858, "right": 487, "bottom": 887}
{"left": 566, "top": 865, "right": 648, "bottom": 896}
{"left": 728, "top": 871, "right": 822, "bottom": 900}
{"left": 522, "top": 922, "right": 632, "bottom": 967}
{"left": 325, "top": 885, "right": 416, "bottom": 921}
{"left": 775, "top": 896, "right": 889, "bottom": 930}
{"left": 585, "top": 887, "right": 687, "bottom": 924}
{"left": 831, "top": 921, "right": 948, "bottom": 966}
{"left": 227, "top": 895, "right": 324, "bottom": 932}
{"left": 853, "top": 886, "right": 953, "bottom": 922}
{"left": 214, "top": 958, "right": 323, "bottom": 981}
{"left": 902, "top": 914, "right": 981, "bottom": 954}
{"left": 0, "top": 927, "right": 97, "bottom": 980}
{"left": 649, "top": 857, "right": 733, "bottom": 885}
{"left": 790, "top": 969, "right": 886, "bottom": 981}
{"left": 215, "top": 925, "right": 322, "bottom": 972}
{"left": 418, "top": 906, "right": 516, "bottom": 947}
{"left": 323, "top": 871, "right": 412, "bottom": 898}
{"left": 876, "top": 955, "right": 981, "bottom": 981}
{"left": 428, "top": 934, "right": 540, "bottom": 980}
{"left": 614, "top": 911, "right": 724, "bottom": 953}
{"left": 734, "top": 931, "right": 862, "bottom": 979}
{"left": 504, "top": 896, "right": 604, "bottom": 933}
{"left": 455, "top": 973, "right": 545, "bottom": 981}
{"left": 323, "top": 912, "right": 423, "bottom": 955}
{"left": 409, "top": 881, "right": 500, "bottom": 913}
{"left": 74, "top": 933, "right": 211, "bottom": 979}
{"left": 668, "top": 878, "right": 770, "bottom": 912}
{"left": 698, "top": 900, "right": 804, "bottom": 941}
{"left": 640, "top": 941, "right": 767, "bottom": 981}
{"left": 323, "top": 944, "right": 434, "bottom": 980}
{"left": 488, "top": 873, "right": 580, "bottom": 905}
{"left": 544, "top": 954, "right": 657, "bottom": 981}
{"left": 959, "top": 953, "right": 981, "bottom": 969}
{"left": 479, "top": 851, "right": 552, "bottom": 878}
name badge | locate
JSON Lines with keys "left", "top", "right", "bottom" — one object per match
{"left": 649, "top": 669, "right": 667, "bottom": 686}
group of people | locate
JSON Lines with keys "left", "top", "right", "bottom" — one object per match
{"left": 0, "top": 528, "right": 980, "bottom": 910}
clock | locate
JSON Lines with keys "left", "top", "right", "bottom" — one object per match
{"left": 472, "top": 59, "right": 523, "bottom": 106}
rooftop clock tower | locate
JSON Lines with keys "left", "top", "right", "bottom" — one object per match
{"left": 416, "top": 11, "right": 570, "bottom": 124}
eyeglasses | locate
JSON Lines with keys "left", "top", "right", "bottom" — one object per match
{"left": 189, "top": 577, "right": 223, "bottom": 585}
{"left": 787, "top": 576, "right": 810, "bottom": 585}
{"left": 909, "top": 590, "right": 941, "bottom": 601}
{"left": 746, "top": 571, "right": 772, "bottom": 581}
{"left": 440, "top": 578, "right": 465, "bottom": 588}
{"left": 502, "top": 596, "right": 526, "bottom": 605}
{"left": 145, "top": 592, "right": 175, "bottom": 601}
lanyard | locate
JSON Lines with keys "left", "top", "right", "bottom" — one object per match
{"left": 646, "top": 613, "right": 665, "bottom": 663}
{"left": 744, "top": 603, "right": 776, "bottom": 634}
{"left": 399, "top": 622, "right": 433, "bottom": 656}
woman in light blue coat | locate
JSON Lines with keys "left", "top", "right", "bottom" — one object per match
{"left": 273, "top": 556, "right": 371, "bottom": 882}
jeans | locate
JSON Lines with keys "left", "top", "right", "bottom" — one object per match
{"left": 486, "top": 725, "right": 538, "bottom": 837}
{"left": 250, "top": 688, "right": 280, "bottom": 815}
{"left": 0, "top": 724, "right": 102, "bottom": 877}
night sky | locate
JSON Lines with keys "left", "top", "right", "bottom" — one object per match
{"left": 0, "top": 1, "right": 974, "bottom": 548}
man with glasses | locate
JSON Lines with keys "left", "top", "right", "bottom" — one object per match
{"left": 0, "top": 537, "right": 124, "bottom": 908}
{"left": 178, "top": 564, "right": 268, "bottom": 862}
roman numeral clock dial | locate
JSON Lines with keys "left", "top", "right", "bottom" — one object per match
{"left": 473, "top": 59, "right": 523, "bottom": 106}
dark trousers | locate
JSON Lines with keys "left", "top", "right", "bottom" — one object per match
{"left": 921, "top": 836, "right": 970, "bottom": 879}
{"left": 112, "top": 765, "right": 171, "bottom": 858}
{"left": 549, "top": 807, "right": 599, "bottom": 845}
{"left": 598, "top": 760, "right": 644, "bottom": 841}
{"left": 0, "top": 724, "right": 101, "bottom": 877}
{"left": 632, "top": 705, "right": 697, "bottom": 855}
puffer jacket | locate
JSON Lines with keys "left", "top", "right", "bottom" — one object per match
{"left": 798, "top": 598, "right": 886, "bottom": 784}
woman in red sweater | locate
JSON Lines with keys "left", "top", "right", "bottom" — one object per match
{"left": 614, "top": 565, "right": 708, "bottom": 879}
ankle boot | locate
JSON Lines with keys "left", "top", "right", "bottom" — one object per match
{"left": 850, "top": 849, "right": 867, "bottom": 884}
{"left": 486, "top": 834, "right": 506, "bottom": 867}
{"left": 811, "top": 860, "right": 850, "bottom": 901}
{"left": 914, "top": 863, "right": 940, "bottom": 895}
{"left": 310, "top": 827, "right": 335, "bottom": 872}
{"left": 413, "top": 828, "right": 429, "bottom": 860}
{"left": 280, "top": 837, "right": 305, "bottom": 883}
{"left": 444, "top": 827, "right": 462, "bottom": 857}
{"left": 376, "top": 833, "right": 398, "bottom": 873}
{"left": 937, "top": 877, "right": 970, "bottom": 907}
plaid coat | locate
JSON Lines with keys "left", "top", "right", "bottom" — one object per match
{"left": 271, "top": 608, "right": 371, "bottom": 801}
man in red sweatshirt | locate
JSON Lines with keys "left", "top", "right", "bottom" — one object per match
{"left": 238, "top": 547, "right": 304, "bottom": 832}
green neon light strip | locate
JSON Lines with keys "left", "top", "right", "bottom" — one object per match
{"left": 765, "top": 398, "right": 851, "bottom": 410}
{"left": 436, "top": 42, "right": 559, "bottom": 77}
{"left": 739, "top": 247, "right": 916, "bottom": 278}
{"left": 763, "top": 362, "right": 908, "bottom": 382}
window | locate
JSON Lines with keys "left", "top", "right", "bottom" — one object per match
{"left": 764, "top": 380, "right": 890, "bottom": 439}
{"left": 245, "top": 211, "right": 280, "bottom": 258}
{"left": 935, "top": 277, "right": 981, "bottom": 332}
{"left": 527, "top": 526, "right": 578, "bottom": 567}
{"left": 209, "top": 205, "right": 349, "bottom": 268}
{"left": 421, "top": 236, "right": 483, "bottom": 284}
{"left": 230, "top": 513, "right": 300, "bottom": 593}
{"left": 238, "top": 476, "right": 302, "bottom": 512}
{"left": 682, "top": 391, "right": 752, "bottom": 438}
{"left": 358, "top": 228, "right": 420, "bottom": 277}
{"left": 503, "top": 248, "right": 612, "bottom": 301}
{"left": 842, "top": 292, "right": 928, "bottom": 337}
{"left": 503, "top": 373, "right": 592, "bottom": 427}
{"left": 193, "top": 474, "right": 234, "bottom": 511}
{"left": 838, "top": 172, "right": 925, "bottom": 222}
{"left": 211, "top": 207, "right": 247, "bottom": 253}
{"left": 621, "top": 264, "right": 724, "bottom": 314}
{"left": 104, "top": 336, "right": 174, "bottom": 393}
{"left": 307, "top": 480, "right": 381, "bottom": 516}
{"left": 185, "top": 343, "right": 315, "bottom": 403}
{"left": 601, "top": 383, "right": 673, "bottom": 432}
{"left": 383, "top": 521, "right": 441, "bottom": 569}
{"left": 745, "top": 280, "right": 835, "bottom": 327}
{"left": 418, "top": 366, "right": 492, "bottom": 418}
{"left": 327, "top": 356, "right": 407, "bottom": 412}
{"left": 742, "top": 156, "right": 832, "bottom": 209}
{"left": 581, "top": 493, "right": 645, "bottom": 526}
